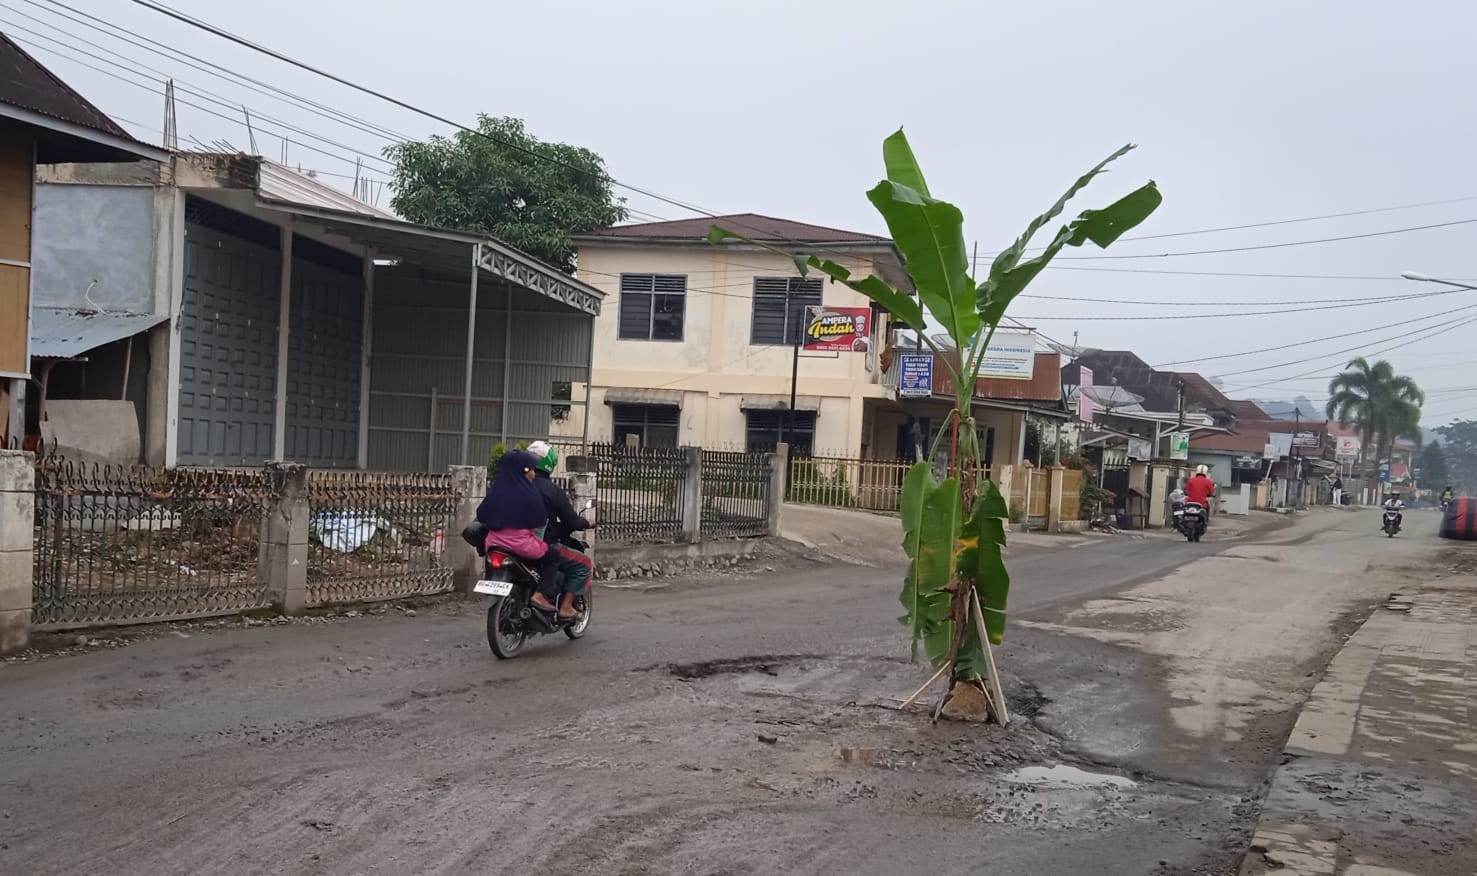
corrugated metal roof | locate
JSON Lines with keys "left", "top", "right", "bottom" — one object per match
{"left": 0, "top": 33, "right": 129, "bottom": 138}
{"left": 258, "top": 161, "right": 397, "bottom": 220}
{"left": 30, "top": 307, "right": 167, "bottom": 359}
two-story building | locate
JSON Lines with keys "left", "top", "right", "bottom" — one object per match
{"left": 566, "top": 214, "right": 909, "bottom": 457}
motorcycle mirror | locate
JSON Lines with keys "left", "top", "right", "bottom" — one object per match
{"left": 582, "top": 499, "right": 596, "bottom": 510}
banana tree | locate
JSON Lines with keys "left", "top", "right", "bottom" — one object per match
{"left": 710, "top": 130, "right": 1160, "bottom": 720}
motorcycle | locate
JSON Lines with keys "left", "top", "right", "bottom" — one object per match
{"left": 1382, "top": 507, "right": 1402, "bottom": 538}
{"left": 462, "top": 498, "right": 596, "bottom": 659}
{"left": 1181, "top": 502, "right": 1206, "bottom": 542}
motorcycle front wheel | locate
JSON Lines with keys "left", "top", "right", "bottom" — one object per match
{"left": 487, "top": 596, "right": 528, "bottom": 659}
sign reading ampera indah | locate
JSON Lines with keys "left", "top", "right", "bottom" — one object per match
{"left": 802, "top": 306, "right": 870, "bottom": 352}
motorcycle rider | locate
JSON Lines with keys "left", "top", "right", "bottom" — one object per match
{"left": 527, "top": 441, "right": 594, "bottom": 621}
{"left": 1183, "top": 465, "right": 1217, "bottom": 523}
{"left": 1382, "top": 493, "right": 1405, "bottom": 529}
{"left": 1441, "top": 485, "right": 1455, "bottom": 507}
{"left": 477, "top": 450, "right": 565, "bottom": 614}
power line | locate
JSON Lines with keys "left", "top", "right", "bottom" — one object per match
{"left": 10, "top": 34, "right": 389, "bottom": 175}
{"left": 1220, "top": 315, "right": 1477, "bottom": 393}
{"left": 1152, "top": 301, "right": 1477, "bottom": 368}
{"left": 1015, "top": 287, "right": 1469, "bottom": 321}
{"left": 1045, "top": 265, "right": 1467, "bottom": 282}
{"left": 1055, "top": 217, "right": 1477, "bottom": 262}
{"left": 29, "top": 0, "right": 412, "bottom": 144}
{"left": 1215, "top": 308, "right": 1477, "bottom": 378}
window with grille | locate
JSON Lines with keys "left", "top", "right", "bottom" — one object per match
{"left": 611, "top": 403, "right": 680, "bottom": 448}
{"left": 751, "top": 277, "right": 823, "bottom": 345}
{"left": 618, "top": 274, "right": 686, "bottom": 341}
{"left": 745, "top": 409, "right": 816, "bottom": 456}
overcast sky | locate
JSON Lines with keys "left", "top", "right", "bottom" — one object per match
{"left": 12, "top": 0, "right": 1477, "bottom": 426}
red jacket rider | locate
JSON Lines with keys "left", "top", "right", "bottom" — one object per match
{"left": 1184, "top": 469, "right": 1216, "bottom": 507}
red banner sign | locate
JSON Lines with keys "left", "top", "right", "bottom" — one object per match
{"left": 802, "top": 305, "right": 871, "bottom": 352}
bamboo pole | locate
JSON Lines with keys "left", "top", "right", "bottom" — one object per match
{"left": 971, "top": 588, "right": 1010, "bottom": 726}
{"left": 899, "top": 662, "right": 949, "bottom": 711}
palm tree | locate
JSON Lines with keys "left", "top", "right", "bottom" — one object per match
{"left": 1326, "top": 358, "right": 1425, "bottom": 479}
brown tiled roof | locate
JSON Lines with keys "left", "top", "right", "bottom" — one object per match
{"left": 0, "top": 34, "right": 131, "bottom": 139}
{"left": 1191, "top": 419, "right": 1328, "bottom": 454}
{"left": 578, "top": 213, "right": 889, "bottom": 245}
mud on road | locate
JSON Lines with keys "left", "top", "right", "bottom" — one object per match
{"left": 0, "top": 509, "right": 1433, "bottom": 875}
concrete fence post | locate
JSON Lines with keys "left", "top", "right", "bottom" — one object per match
{"left": 995, "top": 464, "right": 1015, "bottom": 512}
{"left": 262, "top": 462, "right": 309, "bottom": 614}
{"left": 1046, "top": 464, "right": 1065, "bottom": 532}
{"left": 447, "top": 464, "right": 486, "bottom": 595}
{"left": 766, "top": 442, "right": 789, "bottom": 537}
{"left": 681, "top": 445, "right": 703, "bottom": 544}
{"left": 0, "top": 450, "right": 35, "bottom": 653}
{"left": 566, "top": 453, "right": 598, "bottom": 561}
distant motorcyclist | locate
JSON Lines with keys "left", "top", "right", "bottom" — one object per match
{"left": 1184, "top": 466, "right": 1217, "bottom": 517}
{"left": 527, "top": 441, "right": 593, "bottom": 620}
{"left": 1382, "top": 494, "right": 1405, "bottom": 529}
{"left": 1441, "top": 485, "right": 1454, "bottom": 506}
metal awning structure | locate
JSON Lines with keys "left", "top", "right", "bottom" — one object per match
{"left": 603, "top": 388, "right": 685, "bottom": 408}
{"left": 740, "top": 394, "right": 822, "bottom": 412}
{"left": 29, "top": 307, "right": 167, "bottom": 359}
{"left": 245, "top": 185, "right": 605, "bottom": 463}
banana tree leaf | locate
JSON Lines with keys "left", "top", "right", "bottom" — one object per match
{"left": 967, "top": 479, "right": 1011, "bottom": 645}
{"left": 987, "top": 144, "right": 1134, "bottom": 278}
{"left": 882, "top": 127, "right": 933, "bottom": 198}
{"left": 978, "top": 180, "right": 1161, "bottom": 325}
{"left": 705, "top": 225, "right": 928, "bottom": 331}
{"left": 898, "top": 468, "right": 961, "bottom": 664}
{"left": 867, "top": 132, "right": 980, "bottom": 349}
{"left": 798, "top": 255, "right": 925, "bottom": 331}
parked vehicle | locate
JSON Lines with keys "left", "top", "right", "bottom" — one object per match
{"left": 1181, "top": 502, "right": 1206, "bottom": 542}
{"left": 1382, "top": 508, "right": 1402, "bottom": 538}
{"left": 462, "top": 499, "right": 596, "bottom": 659}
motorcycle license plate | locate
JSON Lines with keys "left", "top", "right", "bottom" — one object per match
{"left": 473, "top": 579, "right": 513, "bottom": 597}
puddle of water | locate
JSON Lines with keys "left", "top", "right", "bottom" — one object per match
{"left": 1004, "top": 764, "right": 1137, "bottom": 789}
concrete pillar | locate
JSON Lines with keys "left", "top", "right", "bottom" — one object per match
{"left": 681, "top": 445, "right": 703, "bottom": 544}
{"left": 272, "top": 229, "right": 294, "bottom": 461}
{"left": 0, "top": 450, "right": 34, "bottom": 653}
{"left": 1046, "top": 464, "right": 1065, "bottom": 532}
{"left": 568, "top": 465, "right": 597, "bottom": 561}
{"left": 767, "top": 442, "right": 789, "bottom": 537}
{"left": 447, "top": 464, "right": 486, "bottom": 595}
{"left": 262, "top": 462, "right": 309, "bottom": 614}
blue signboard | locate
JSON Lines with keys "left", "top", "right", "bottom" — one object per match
{"left": 899, "top": 353, "right": 934, "bottom": 398}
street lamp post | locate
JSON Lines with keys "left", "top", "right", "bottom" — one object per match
{"left": 1401, "top": 271, "right": 1477, "bottom": 292}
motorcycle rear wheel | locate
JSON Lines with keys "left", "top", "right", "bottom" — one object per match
{"left": 487, "top": 596, "right": 528, "bottom": 659}
{"left": 564, "top": 591, "right": 592, "bottom": 639}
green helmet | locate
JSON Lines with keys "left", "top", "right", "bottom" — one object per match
{"left": 528, "top": 440, "right": 558, "bottom": 473}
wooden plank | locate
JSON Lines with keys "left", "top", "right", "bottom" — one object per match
{"left": 0, "top": 133, "right": 33, "bottom": 263}
{"left": 0, "top": 263, "right": 29, "bottom": 374}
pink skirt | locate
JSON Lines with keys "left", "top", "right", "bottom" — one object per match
{"left": 484, "top": 527, "right": 548, "bottom": 561}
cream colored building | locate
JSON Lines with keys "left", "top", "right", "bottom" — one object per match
{"left": 562, "top": 214, "right": 908, "bottom": 456}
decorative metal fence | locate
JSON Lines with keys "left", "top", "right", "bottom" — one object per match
{"left": 580, "top": 444, "right": 688, "bottom": 544}
{"left": 700, "top": 450, "right": 771, "bottom": 538}
{"left": 305, "top": 470, "right": 460, "bottom": 606}
{"left": 31, "top": 459, "right": 280, "bottom": 628}
{"left": 788, "top": 455, "right": 992, "bottom": 514}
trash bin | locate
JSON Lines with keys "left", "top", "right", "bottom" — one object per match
{"left": 1115, "top": 513, "right": 1130, "bottom": 529}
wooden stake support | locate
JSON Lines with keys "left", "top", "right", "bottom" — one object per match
{"left": 971, "top": 589, "right": 1010, "bottom": 726}
{"left": 899, "top": 662, "right": 949, "bottom": 712}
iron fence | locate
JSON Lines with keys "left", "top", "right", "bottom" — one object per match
{"left": 305, "top": 470, "right": 460, "bottom": 606}
{"left": 700, "top": 450, "right": 771, "bottom": 539}
{"left": 580, "top": 443, "right": 687, "bottom": 544}
{"left": 31, "top": 459, "right": 280, "bottom": 628}
{"left": 787, "top": 456, "right": 993, "bottom": 514}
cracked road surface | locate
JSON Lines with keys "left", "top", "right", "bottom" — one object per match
{"left": 0, "top": 510, "right": 1433, "bottom": 874}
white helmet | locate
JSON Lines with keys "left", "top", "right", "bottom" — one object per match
{"left": 527, "top": 440, "right": 552, "bottom": 460}
{"left": 1195, "top": 465, "right": 1209, "bottom": 476}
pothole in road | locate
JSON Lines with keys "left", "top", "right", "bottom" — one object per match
{"left": 1004, "top": 764, "right": 1139, "bottom": 789}
{"left": 665, "top": 654, "right": 823, "bottom": 680}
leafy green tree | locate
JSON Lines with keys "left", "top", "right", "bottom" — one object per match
{"left": 1326, "top": 358, "right": 1425, "bottom": 473}
{"left": 712, "top": 132, "right": 1160, "bottom": 721}
{"left": 1435, "top": 422, "right": 1477, "bottom": 491}
{"left": 385, "top": 116, "right": 628, "bottom": 273}
{"left": 1421, "top": 440, "right": 1449, "bottom": 490}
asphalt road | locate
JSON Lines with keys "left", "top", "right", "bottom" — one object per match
{"left": 0, "top": 509, "right": 1428, "bottom": 875}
